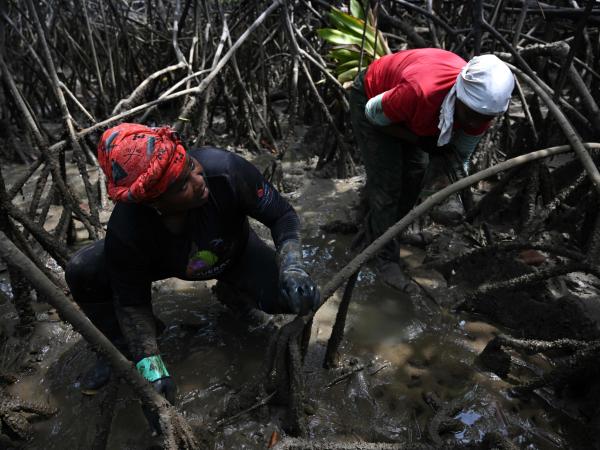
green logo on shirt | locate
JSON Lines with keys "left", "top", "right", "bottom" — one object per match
{"left": 188, "top": 250, "right": 218, "bottom": 273}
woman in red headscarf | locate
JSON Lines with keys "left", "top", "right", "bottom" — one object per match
{"left": 65, "top": 123, "right": 319, "bottom": 405}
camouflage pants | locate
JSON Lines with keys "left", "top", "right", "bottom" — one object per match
{"left": 349, "top": 71, "right": 429, "bottom": 262}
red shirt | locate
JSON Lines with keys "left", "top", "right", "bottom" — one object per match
{"left": 364, "top": 49, "right": 488, "bottom": 136}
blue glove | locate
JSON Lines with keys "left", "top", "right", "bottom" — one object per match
{"left": 278, "top": 240, "right": 321, "bottom": 315}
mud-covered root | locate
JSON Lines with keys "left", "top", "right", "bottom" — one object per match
{"left": 323, "top": 271, "right": 359, "bottom": 369}
{"left": 422, "top": 391, "right": 465, "bottom": 447}
{"left": 270, "top": 316, "right": 309, "bottom": 435}
{"left": 217, "top": 379, "right": 270, "bottom": 425}
{"left": 478, "top": 432, "right": 519, "bottom": 450}
{"left": 456, "top": 260, "right": 597, "bottom": 313}
{"left": 478, "top": 334, "right": 600, "bottom": 400}
{"left": 494, "top": 334, "right": 592, "bottom": 355}
{"left": 228, "top": 315, "right": 309, "bottom": 435}
{"left": 420, "top": 395, "right": 519, "bottom": 449}
{"left": 0, "top": 388, "right": 57, "bottom": 442}
{"left": 214, "top": 315, "right": 309, "bottom": 435}
{"left": 286, "top": 335, "right": 307, "bottom": 435}
{"left": 478, "top": 334, "right": 595, "bottom": 380}
{"left": 215, "top": 390, "right": 275, "bottom": 429}
{"left": 431, "top": 237, "right": 584, "bottom": 285}
{"left": 271, "top": 438, "right": 432, "bottom": 449}
{"left": 157, "top": 404, "right": 202, "bottom": 450}
{"left": 510, "top": 341, "right": 600, "bottom": 398}
{"left": 477, "top": 337, "right": 512, "bottom": 379}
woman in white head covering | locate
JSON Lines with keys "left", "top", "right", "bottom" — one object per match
{"left": 349, "top": 48, "right": 514, "bottom": 292}
{"left": 438, "top": 54, "right": 515, "bottom": 147}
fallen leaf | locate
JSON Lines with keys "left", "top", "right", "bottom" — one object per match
{"left": 267, "top": 430, "right": 280, "bottom": 448}
{"left": 518, "top": 249, "right": 545, "bottom": 266}
{"left": 81, "top": 389, "right": 98, "bottom": 396}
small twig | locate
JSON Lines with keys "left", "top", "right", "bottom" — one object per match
{"left": 215, "top": 392, "right": 276, "bottom": 428}
{"left": 325, "top": 363, "right": 367, "bottom": 388}
{"left": 368, "top": 363, "right": 390, "bottom": 377}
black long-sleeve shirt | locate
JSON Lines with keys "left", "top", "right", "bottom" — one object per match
{"left": 103, "top": 147, "right": 299, "bottom": 360}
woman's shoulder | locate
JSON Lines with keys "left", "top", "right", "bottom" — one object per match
{"left": 189, "top": 146, "right": 254, "bottom": 177}
{"left": 106, "top": 202, "right": 157, "bottom": 246}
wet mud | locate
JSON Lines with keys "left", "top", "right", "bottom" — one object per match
{"left": 1, "top": 154, "right": 599, "bottom": 449}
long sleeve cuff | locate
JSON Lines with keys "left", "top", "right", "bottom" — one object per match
{"left": 114, "top": 304, "right": 159, "bottom": 362}
{"left": 277, "top": 239, "right": 303, "bottom": 272}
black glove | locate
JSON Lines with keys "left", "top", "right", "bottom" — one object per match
{"left": 417, "top": 136, "right": 462, "bottom": 160}
{"left": 278, "top": 240, "right": 321, "bottom": 315}
{"left": 417, "top": 135, "right": 440, "bottom": 153}
{"left": 142, "top": 377, "right": 178, "bottom": 434}
{"left": 419, "top": 144, "right": 465, "bottom": 193}
{"left": 280, "top": 267, "right": 320, "bottom": 315}
{"left": 151, "top": 376, "right": 177, "bottom": 404}
{"left": 446, "top": 145, "right": 469, "bottom": 177}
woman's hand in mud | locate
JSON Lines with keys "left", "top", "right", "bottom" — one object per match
{"left": 280, "top": 267, "right": 321, "bottom": 315}
{"left": 142, "top": 376, "right": 177, "bottom": 434}
{"left": 135, "top": 354, "right": 176, "bottom": 403}
{"left": 152, "top": 376, "right": 177, "bottom": 404}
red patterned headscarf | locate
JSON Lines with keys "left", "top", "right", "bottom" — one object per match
{"left": 97, "top": 123, "right": 188, "bottom": 203}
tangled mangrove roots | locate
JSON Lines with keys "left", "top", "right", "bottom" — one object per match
{"left": 2, "top": 0, "right": 600, "bottom": 446}
{"left": 479, "top": 334, "right": 600, "bottom": 401}
{"left": 456, "top": 260, "right": 600, "bottom": 311}
{"left": 251, "top": 143, "right": 600, "bottom": 435}
{"left": 0, "top": 0, "right": 598, "bottom": 279}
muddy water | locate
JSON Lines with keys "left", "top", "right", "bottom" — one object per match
{"left": 4, "top": 233, "right": 589, "bottom": 449}
{"left": 295, "top": 236, "right": 579, "bottom": 449}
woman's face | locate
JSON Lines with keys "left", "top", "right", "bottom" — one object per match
{"left": 454, "top": 99, "right": 496, "bottom": 131}
{"left": 151, "top": 155, "right": 209, "bottom": 214}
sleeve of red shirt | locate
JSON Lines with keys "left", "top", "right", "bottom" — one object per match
{"left": 380, "top": 81, "right": 418, "bottom": 125}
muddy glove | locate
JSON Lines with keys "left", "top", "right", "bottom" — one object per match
{"left": 417, "top": 135, "right": 439, "bottom": 153}
{"left": 418, "top": 146, "right": 467, "bottom": 225}
{"left": 137, "top": 355, "right": 177, "bottom": 433}
{"left": 278, "top": 240, "right": 320, "bottom": 315}
{"left": 442, "top": 143, "right": 469, "bottom": 180}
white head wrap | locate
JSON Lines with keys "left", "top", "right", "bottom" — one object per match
{"left": 437, "top": 54, "right": 515, "bottom": 146}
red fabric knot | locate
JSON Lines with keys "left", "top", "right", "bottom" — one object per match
{"left": 97, "top": 123, "right": 188, "bottom": 203}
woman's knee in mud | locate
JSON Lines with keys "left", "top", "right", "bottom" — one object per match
{"left": 64, "top": 252, "right": 87, "bottom": 293}
{"left": 64, "top": 241, "right": 109, "bottom": 302}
